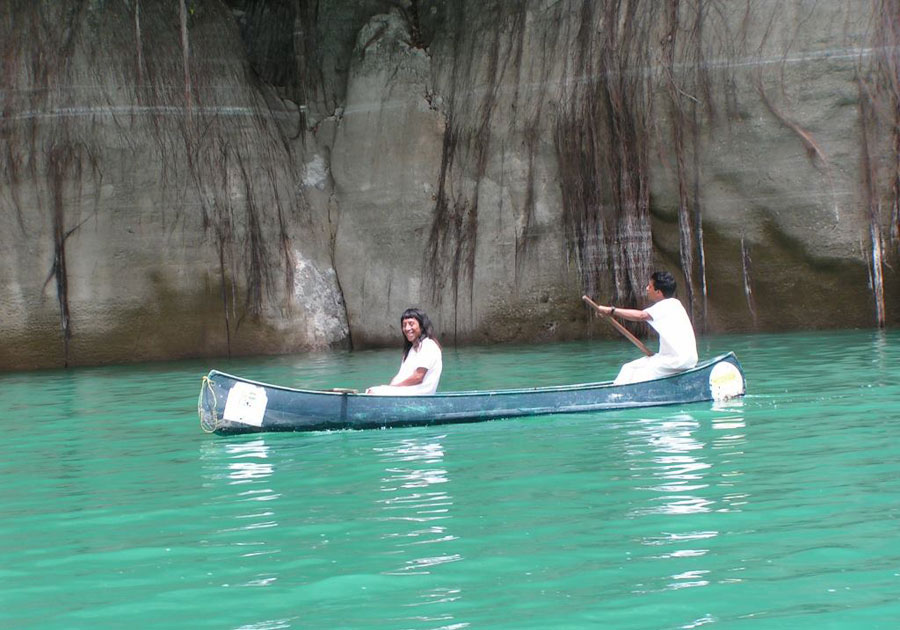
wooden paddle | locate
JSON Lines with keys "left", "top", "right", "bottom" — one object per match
{"left": 582, "top": 295, "right": 653, "bottom": 357}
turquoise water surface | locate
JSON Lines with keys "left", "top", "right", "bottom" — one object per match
{"left": 1, "top": 329, "right": 898, "bottom": 629}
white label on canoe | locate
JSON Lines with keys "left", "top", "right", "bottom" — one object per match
{"left": 709, "top": 362, "right": 744, "bottom": 401}
{"left": 223, "top": 382, "right": 268, "bottom": 427}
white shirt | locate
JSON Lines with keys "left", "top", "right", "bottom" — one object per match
{"left": 382, "top": 337, "right": 442, "bottom": 395}
{"left": 645, "top": 298, "right": 698, "bottom": 370}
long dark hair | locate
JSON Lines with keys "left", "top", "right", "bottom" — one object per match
{"left": 400, "top": 308, "right": 439, "bottom": 359}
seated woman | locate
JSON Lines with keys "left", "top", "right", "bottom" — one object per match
{"left": 366, "top": 308, "right": 443, "bottom": 396}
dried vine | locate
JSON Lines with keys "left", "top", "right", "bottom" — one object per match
{"left": 659, "top": 0, "right": 719, "bottom": 326}
{"left": 44, "top": 140, "right": 101, "bottom": 366}
{"left": 426, "top": 1, "right": 510, "bottom": 339}
{"left": 556, "top": 0, "right": 657, "bottom": 309}
{"left": 512, "top": 3, "right": 557, "bottom": 279}
{"left": 856, "top": 0, "right": 900, "bottom": 327}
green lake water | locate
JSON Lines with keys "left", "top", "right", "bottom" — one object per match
{"left": 2, "top": 329, "right": 898, "bottom": 629}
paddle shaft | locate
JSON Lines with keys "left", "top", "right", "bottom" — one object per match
{"left": 582, "top": 295, "right": 653, "bottom": 357}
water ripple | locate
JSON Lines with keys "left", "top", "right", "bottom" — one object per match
{"left": 1, "top": 330, "right": 899, "bottom": 628}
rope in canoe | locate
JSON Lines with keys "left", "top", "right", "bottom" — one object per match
{"left": 198, "top": 375, "right": 220, "bottom": 433}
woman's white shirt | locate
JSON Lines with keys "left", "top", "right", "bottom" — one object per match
{"left": 369, "top": 337, "right": 443, "bottom": 396}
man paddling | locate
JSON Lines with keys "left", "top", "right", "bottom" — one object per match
{"left": 590, "top": 271, "right": 698, "bottom": 385}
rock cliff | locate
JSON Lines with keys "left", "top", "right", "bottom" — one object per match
{"left": 1, "top": 0, "right": 897, "bottom": 370}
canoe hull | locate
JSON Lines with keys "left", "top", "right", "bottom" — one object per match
{"left": 198, "top": 353, "right": 746, "bottom": 435}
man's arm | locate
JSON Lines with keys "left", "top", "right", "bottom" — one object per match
{"left": 601, "top": 305, "right": 651, "bottom": 322}
{"left": 582, "top": 295, "right": 654, "bottom": 357}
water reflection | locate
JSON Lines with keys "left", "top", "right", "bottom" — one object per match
{"left": 628, "top": 414, "right": 710, "bottom": 516}
{"left": 711, "top": 397, "right": 744, "bottom": 415}
{"left": 235, "top": 619, "right": 293, "bottom": 630}
{"left": 199, "top": 439, "right": 276, "bottom": 484}
{"left": 626, "top": 410, "right": 749, "bottom": 594}
{"left": 373, "top": 437, "right": 461, "bottom": 576}
{"left": 199, "top": 437, "right": 281, "bottom": 581}
{"left": 224, "top": 440, "right": 276, "bottom": 483}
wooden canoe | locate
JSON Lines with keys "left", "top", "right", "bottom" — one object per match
{"left": 198, "top": 352, "right": 746, "bottom": 435}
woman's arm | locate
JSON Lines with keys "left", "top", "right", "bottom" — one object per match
{"left": 389, "top": 367, "right": 427, "bottom": 387}
{"left": 367, "top": 368, "right": 427, "bottom": 393}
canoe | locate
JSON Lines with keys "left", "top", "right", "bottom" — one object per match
{"left": 198, "top": 352, "right": 746, "bottom": 435}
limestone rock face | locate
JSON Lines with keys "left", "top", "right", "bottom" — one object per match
{"left": 320, "top": 1, "right": 897, "bottom": 342}
{"left": 0, "top": 3, "right": 348, "bottom": 370}
{"left": 1, "top": 1, "right": 897, "bottom": 371}
{"left": 325, "top": 4, "right": 590, "bottom": 347}
{"left": 328, "top": 10, "right": 447, "bottom": 346}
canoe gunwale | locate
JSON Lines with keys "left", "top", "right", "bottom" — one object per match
{"left": 199, "top": 353, "right": 745, "bottom": 434}
{"left": 205, "top": 352, "right": 740, "bottom": 400}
